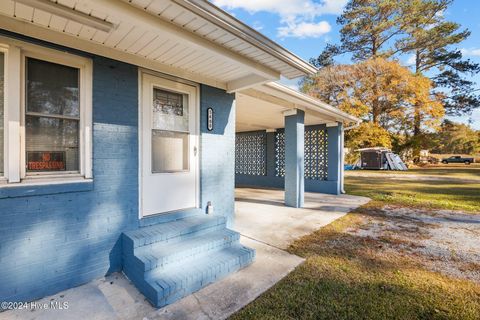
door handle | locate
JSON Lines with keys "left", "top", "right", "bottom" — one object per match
{"left": 194, "top": 146, "right": 198, "bottom": 157}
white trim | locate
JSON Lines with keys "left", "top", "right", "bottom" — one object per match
{"left": 0, "top": 177, "right": 92, "bottom": 188}
{"left": 257, "top": 82, "right": 360, "bottom": 124}
{"left": 0, "top": 37, "right": 93, "bottom": 184}
{"left": 326, "top": 122, "right": 339, "bottom": 127}
{"left": 174, "top": 0, "right": 317, "bottom": 77}
{"left": 138, "top": 69, "right": 143, "bottom": 219}
{"left": 138, "top": 70, "right": 200, "bottom": 218}
{"left": 283, "top": 109, "right": 298, "bottom": 117}
{"left": 6, "top": 45, "right": 21, "bottom": 183}
{"left": 16, "top": 0, "right": 115, "bottom": 33}
{"left": 0, "top": 45, "right": 8, "bottom": 179}
{"left": 226, "top": 74, "right": 270, "bottom": 93}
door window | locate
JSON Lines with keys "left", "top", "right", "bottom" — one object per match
{"left": 151, "top": 88, "right": 189, "bottom": 173}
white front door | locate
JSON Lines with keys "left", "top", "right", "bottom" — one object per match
{"left": 140, "top": 73, "right": 199, "bottom": 217}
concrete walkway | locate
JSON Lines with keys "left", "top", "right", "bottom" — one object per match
{"left": 235, "top": 188, "right": 370, "bottom": 249}
{"left": 0, "top": 188, "right": 369, "bottom": 320}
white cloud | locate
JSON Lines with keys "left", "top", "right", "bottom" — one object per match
{"left": 252, "top": 21, "right": 264, "bottom": 31}
{"left": 211, "top": 0, "right": 347, "bottom": 38}
{"left": 278, "top": 21, "right": 331, "bottom": 38}
{"left": 212, "top": 0, "right": 346, "bottom": 19}
{"left": 406, "top": 54, "right": 416, "bottom": 66}
{"left": 461, "top": 48, "right": 480, "bottom": 57}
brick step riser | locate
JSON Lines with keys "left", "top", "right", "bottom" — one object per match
{"left": 134, "top": 232, "right": 241, "bottom": 272}
{"left": 122, "top": 220, "right": 227, "bottom": 253}
{"left": 153, "top": 250, "right": 255, "bottom": 308}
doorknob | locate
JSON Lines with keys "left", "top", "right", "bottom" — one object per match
{"left": 194, "top": 146, "right": 198, "bottom": 156}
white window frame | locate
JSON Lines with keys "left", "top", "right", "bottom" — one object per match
{"left": 0, "top": 36, "right": 92, "bottom": 186}
{"left": 0, "top": 45, "right": 6, "bottom": 182}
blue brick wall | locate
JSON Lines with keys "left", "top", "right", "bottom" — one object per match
{"left": 200, "top": 85, "right": 236, "bottom": 228}
{"left": 0, "top": 55, "right": 139, "bottom": 303}
{"left": 0, "top": 32, "right": 237, "bottom": 304}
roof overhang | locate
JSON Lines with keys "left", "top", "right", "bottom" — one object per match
{"left": 236, "top": 82, "right": 360, "bottom": 133}
{"left": 0, "top": 0, "right": 317, "bottom": 90}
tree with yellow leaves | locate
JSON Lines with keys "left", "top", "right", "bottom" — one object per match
{"left": 302, "top": 58, "right": 444, "bottom": 150}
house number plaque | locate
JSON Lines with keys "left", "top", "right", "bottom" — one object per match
{"left": 207, "top": 107, "right": 214, "bottom": 131}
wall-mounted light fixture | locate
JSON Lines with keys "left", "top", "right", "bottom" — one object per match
{"left": 15, "top": 0, "right": 115, "bottom": 33}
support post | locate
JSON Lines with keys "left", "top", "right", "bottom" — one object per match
{"left": 265, "top": 131, "right": 276, "bottom": 177}
{"left": 327, "top": 122, "right": 343, "bottom": 195}
{"left": 284, "top": 109, "right": 305, "bottom": 208}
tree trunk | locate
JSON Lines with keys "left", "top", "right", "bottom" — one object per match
{"left": 413, "top": 50, "right": 422, "bottom": 137}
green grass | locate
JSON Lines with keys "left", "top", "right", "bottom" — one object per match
{"left": 231, "top": 168, "right": 480, "bottom": 320}
{"left": 347, "top": 163, "right": 480, "bottom": 179}
{"left": 345, "top": 176, "right": 480, "bottom": 212}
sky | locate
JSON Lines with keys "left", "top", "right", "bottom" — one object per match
{"left": 211, "top": 0, "right": 480, "bottom": 130}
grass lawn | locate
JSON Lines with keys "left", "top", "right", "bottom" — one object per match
{"left": 231, "top": 167, "right": 480, "bottom": 320}
{"left": 345, "top": 165, "right": 480, "bottom": 212}
{"left": 348, "top": 163, "right": 480, "bottom": 180}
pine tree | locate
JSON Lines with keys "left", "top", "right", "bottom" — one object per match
{"left": 396, "top": 0, "right": 480, "bottom": 135}
{"left": 312, "top": 0, "right": 479, "bottom": 135}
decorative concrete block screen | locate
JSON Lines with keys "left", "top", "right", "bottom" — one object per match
{"left": 275, "top": 131, "right": 285, "bottom": 177}
{"left": 275, "top": 128, "right": 328, "bottom": 180}
{"left": 304, "top": 128, "right": 328, "bottom": 180}
{"left": 235, "top": 131, "right": 267, "bottom": 176}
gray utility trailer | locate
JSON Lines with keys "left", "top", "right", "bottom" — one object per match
{"left": 357, "top": 147, "right": 408, "bottom": 171}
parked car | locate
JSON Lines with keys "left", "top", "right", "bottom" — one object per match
{"left": 441, "top": 156, "right": 475, "bottom": 165}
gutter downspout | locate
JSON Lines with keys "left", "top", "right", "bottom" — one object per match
{"left": 340, "top": 121, "right": 361, "bottom": 194}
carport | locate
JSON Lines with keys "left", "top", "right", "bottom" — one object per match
{"left": 235, "top": 82, "right": 360, "bottom": 208}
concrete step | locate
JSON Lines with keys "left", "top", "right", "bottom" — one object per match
{"left": 134, "top": 229, "right": 241, "bottom": 272}
{"left": 123, "top": 215, "right": 226, "bottom": 250}
{"left": 145, "top": 244, "right": 255, "bottom": 308}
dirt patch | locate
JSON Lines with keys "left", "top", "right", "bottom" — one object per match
{"left": 345, "top": 205, "right": 480, "bottom": 283}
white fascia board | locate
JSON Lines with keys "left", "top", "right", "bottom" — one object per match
{"left": 326, "top": 122, "right": 339, "bottom": 127}
{"left": 80, "top": 0, "right": 280, "bottom": 82}
{"left": 176, "top": 0, "right": 318, "bottom": 77}
{"left": 260, "top": 82, "right": 360, "bottom": 124}
{"left": 226, "top": 74, "right": 271, "bottom": 93}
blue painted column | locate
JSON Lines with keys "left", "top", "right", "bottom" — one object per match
{"left": 327, "top": 122, "right": 343, "bottom": 195}
{"left": 265, "top": 131, "right": 276, "bottom": 177}
{"left": 284, "top": 110, "right": 305, "bottom": 208}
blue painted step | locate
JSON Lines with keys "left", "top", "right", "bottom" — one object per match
{"left": 122, "top": 214, "right": 255, "bottom": 308}
{"left": 146, "top": 244, "right": 255, "bottom": 307}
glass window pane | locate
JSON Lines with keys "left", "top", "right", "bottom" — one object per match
{"left": 0, "top": 52, "right": 4, "bottom": 176}
{"left": 25, "top": 116, "right": 79, "bottom": 172}
{"left": 152, "top": 130, "right": 189, "bottom": 173}
{"left": 152, "top": 88, "right": 189, "bottom": 132}
{"left": 26, "top": 58, "right": 80, "bottom": 118}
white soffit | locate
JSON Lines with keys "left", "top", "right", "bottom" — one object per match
{"left": 0, "top": 0, "right": 317, "bottom": 90}
{"left": 236, "top": 92, "right": 336, "bottom": 133}
{"left": 236, "top": 82, "right": 360, "bottom": 132}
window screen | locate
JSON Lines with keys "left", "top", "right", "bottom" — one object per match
{"left": 0, "top": 53, "right": 4, "bottom": 176}
{"left": 25, "top": 58, "right": 80, "bottom": 173}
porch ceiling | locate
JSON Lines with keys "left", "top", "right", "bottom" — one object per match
{"left": 236, "top": 83, "right": 360, "bottom": 133}
{"left": 236, "top": 93, "right": 328, "bottom": 132}
{"left": 0, "top": 0, "right": 316, "bottom": 90}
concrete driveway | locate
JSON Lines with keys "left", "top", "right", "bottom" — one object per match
{"left": 0, "top": 188, "right": 369, "bottom": 320}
